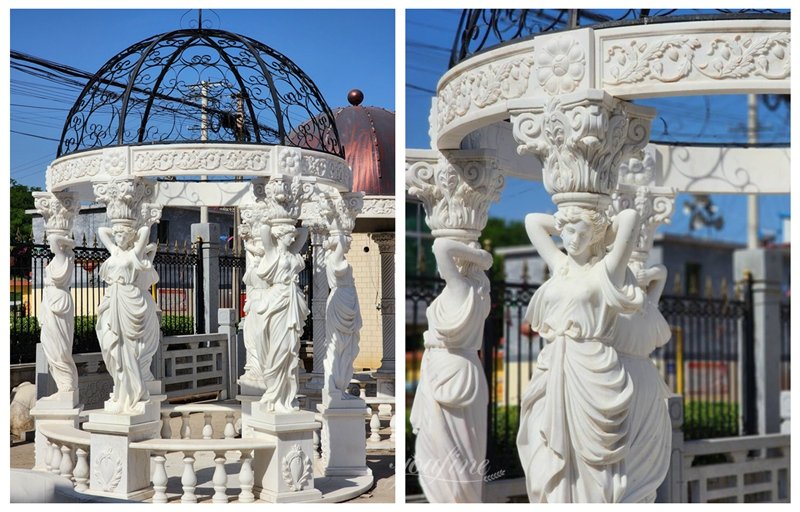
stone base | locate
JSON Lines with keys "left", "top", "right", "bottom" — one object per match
{"left": 236, "top": 394, "right": 260, "bottom": 438}
{"left": 249, "top": 406, "right": 321, "bottom": 502}
{"left": 36, "top": 389, "right": 80, "bottom": 409}
{"left": 317, "top": 401, "right": 370, "bottom": 478}
{"left": 257, "top": 487, "right": 323, "bottom": 503}
{"left": 83, "top": 399, "right": 162, "bottom": 498}
{"left": 315, "top": 474, "right": 375, "bottom": 503}
{"left": 82, "top": 486, "right": 155, "bottom": 502}
{"left": 238, "top": 378, "right": 266, "bottom": 396}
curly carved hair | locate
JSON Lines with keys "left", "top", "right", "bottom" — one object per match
{"left": 554, "top": 205, "right": 610, "bottom": 261}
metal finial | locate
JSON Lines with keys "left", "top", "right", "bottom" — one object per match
{"left": 347, "top": 89, "right": 364, "bottom": 106}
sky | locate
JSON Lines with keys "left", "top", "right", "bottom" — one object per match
{"left": 406, "top": 9, "right": 791, "bottom": 245}
{"left": 10, "top": 8, "right": 395, "bottom": 190}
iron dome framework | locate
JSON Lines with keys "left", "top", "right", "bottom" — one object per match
{"left": 57, "top": 28, "right": 343, "bottom": 158}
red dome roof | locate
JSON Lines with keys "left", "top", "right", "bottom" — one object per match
{"left": 332, "top": 91, "right": 395, "bottom": 196}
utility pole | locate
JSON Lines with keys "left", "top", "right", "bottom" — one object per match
{"left": 190, "top": 80, "right": 223, "bottom": 224}
{"left": 747, "top": 94, "right": 759, "bottom": 249}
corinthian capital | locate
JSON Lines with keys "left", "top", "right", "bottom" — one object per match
{"left": 406, "top": 150, "right": 504, "bottom": 241}
{"left": 93, "top": 178, "right": 155, "bottom": 223}
{"left": 255, "top": 174, "right": 313, "bottom": 224}
{"left": 320, "top": 190, "right": 364, "bottom": 235}
{"left": 33, "top": 191, "right": 79, "bottom": 234}
{"left": 611, "top": 184, "right": 677, "bottom": 262}
{"left": 510, "top": 89, "right": 655, "bottom": 197}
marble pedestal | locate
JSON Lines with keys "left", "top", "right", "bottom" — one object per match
{"left": 317, "top": 400, "right": 372, "bottom": 478}
{"left": 82, "top": 397, "right": 162, "bottom": 500}
{"left": 236, "top": 393, "right": 260, "bottom": 438}
{"left": 249, "top": 404, "right": 322, "bottom": 503}
{"left": 30, "top": 390, "right": 82, "bottom": 471}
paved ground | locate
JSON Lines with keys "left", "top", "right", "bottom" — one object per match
{"left": 11, "top": 409, "right": 395, "bottom": 503}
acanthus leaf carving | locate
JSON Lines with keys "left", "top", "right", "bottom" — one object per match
{"left": 406, "top": 154, "right": 504, "bottom": 239}
{"left": 33, "top": 191, "right": 79, "bottom": 234}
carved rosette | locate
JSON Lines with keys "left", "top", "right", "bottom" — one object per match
{"left": 282, "top": 444, "right": 312, "bottom": 492}
{"left": 406, "top": 152, "right": 504, "bottom": 241}
{"left": 619, "top": 150, "right": 657, "bottom": 187}
{"left": 535, "top": 36, "right": 586, "bottom": 95}
{"left": 321, "top": 191, "right": 365, "bottom": 236}
{"left": 611, "top": 184, "right": 676, "bottom": 262}
{"left": 511, "top": 90, "right": 655, "bottom": 198}
{"left": 92, "top": 178, "right": 155, "bottom": 224}
{"left": 257, "top": 175, "right": 313, "bottom": 225}
{"left": 33, "top": 191, "right": 79, "bottom": 234}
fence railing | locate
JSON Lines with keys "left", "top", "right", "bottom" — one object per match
{"left": 406, "top": 273, "right": 764, "bottom": 480}
{"left": 10, "top": 241, "right": 199, "bottom": 364}
{"left": 779, "top": 302, "right": 790, "bottom": 391}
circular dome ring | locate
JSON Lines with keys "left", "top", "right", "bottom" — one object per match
{"left": 57, "top": 28, "right": 342, "bottom": 158}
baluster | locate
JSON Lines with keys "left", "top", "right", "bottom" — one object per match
{"left": 359, "top": 384, "right": 366, "bottom": 399}
{"left": 238, "top": 450, "right": 255, "bottom": 503}
{"left": 44, "top": 439, "right": 53, "bottom": 471}
{"left": 180, "top": 412, "right": 191, "bottom": 439}
{"left": 74, "top": 448, "right": 89, "bottom": 492}
{"left": 59, "top": 445, "right": 74, "bottom": 479}
{"left": 224, "top": 413, "right": 236, "bottom": 439}
{"left": 389, "top": 413, "right": 396, "bottom": 442}
{"left": 50, "top": 442, "right": 62, "bottom": 474}
{"left": 212, "top": 451, "right": 228, "bottom": 503}
{"left": 203, "top": 412, "right": 213, "bottom": 440}
{"left": 369, "top": 412, "right": 381, "bottom": 443}
{"left": 160, "top": 411, "right": 172, "bottom": 439}
{"left": 180, "top": 451, "right": 197, "bottom": 503}
{"left": 152, "top": 452, "right": 168, "bottom": 504}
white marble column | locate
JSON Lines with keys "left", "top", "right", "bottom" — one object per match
{"left": 308, "top": 222, "right": 329, "bottom": 377}
{"left": 406, "top": 150, "right": 503, "bottom": 503}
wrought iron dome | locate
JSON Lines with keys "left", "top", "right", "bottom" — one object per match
{"left": 57, "top": 28, "right": 343, "bottom": 158}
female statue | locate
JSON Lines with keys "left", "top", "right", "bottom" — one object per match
{"left": 257, "top": 223, "right": 309, "bottom": 413}
{"left": 516, "top": 198, "right": 644, "bottom": 502}
{"left": 39, "top": 232, "right": 79, "bottom": 394}
{"left": 240, "top": 236, "right": 269, "bottom": 384}
{"left": 95, "top": 223, "right": 158, "bottom": 414}
{"left": 410, "top": 237, "right": 493, "bottom": 503}
{"left": 611, "top": 259, "right": 672, "bottom": 502}
{"left": 322, "top": 233, "right": 362, "bottom": 404}
{"left": 135, "top": 241, "right": 160, "bottom": 385}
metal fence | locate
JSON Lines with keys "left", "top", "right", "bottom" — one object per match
{"left": 780, "top": 301, "right": 790, "bottom": 391}
{"left": 406, "top": 272, "right": 762, "bottom": 479}
{"left": 10, "top": 241, "right": 199, "bottom": 364}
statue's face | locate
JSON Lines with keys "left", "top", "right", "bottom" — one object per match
{"left": 279, "top": 231, "right": 295, "bottom": 248}
{"left": 113, "top": 228, "right": 134, "bottom": 249}
{"left": 561, "top": 219, "right": 593, "bottom": 258}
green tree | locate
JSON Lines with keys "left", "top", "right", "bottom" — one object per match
{"left": 10, "top": 179, "right": 40, "bottom": 243}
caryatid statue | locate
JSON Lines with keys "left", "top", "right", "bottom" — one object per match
{"left": 33, "top": 191, "right": 80, "bottom": 397}
{"left": 319, "top": 190, "right": 364, "bottom": 407}
{"left": 92, "top": 179, "right": 161, "bottom": 415}
{"left": 238, "top": 203, "right": 271, "bottom": 389}
{"left": 254, "top": 175, "right": 313, "bottom": 413}
{"left": 607, "top": 163, "right": 678, "bottom": 502}
{"left": 406, "top": 152, "right": 504, "bottom": 503}
{"left": 511, "top": 91, "right": 659, "bottom": 502}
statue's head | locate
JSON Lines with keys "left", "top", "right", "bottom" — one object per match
{"left": 554, "top": 205, "right": 609, "bottom": 262}
{"left": 271, "top": 224, "right": 296, "bottom": 249}
{"left": 112, "top": 223, "right": 136, "bottom": 249}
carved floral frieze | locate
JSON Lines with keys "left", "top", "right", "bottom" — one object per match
{"left": 435, "top": 55, "right": 535, "bottom": 133}
{"left": 603, "top": 32, "right": 790, "bottom": 85}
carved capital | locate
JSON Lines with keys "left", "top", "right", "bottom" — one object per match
{"left": 406, "top": 151, "right": 504, "bottom": 241}
{"left": 320, "top": 190, "right": 364, "bottom": 235}
{"left": 256, "top": 174, "right": 313, "bottom": 224}
{"left": 93, "top": 178, "right": 155, "bottom": 225}
{"left": 370, "top": 232, "right": 395, "bottom": 253}
{"left": 240, "top": 202, "right": 269, "bottom": 243}
{"left": 33, "top": 191, "right": 79, "bottom": 234}
{"left": 611, "top": 184, "right": 677, "bottom": 261}
{"left": 511, "top": 90, "right": 655, "bottom": 197}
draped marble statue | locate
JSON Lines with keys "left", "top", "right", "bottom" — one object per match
{"left": 607, "top": 183, "right": 676, "bottom": 502}
{"left": 95, "top": 223, "right": 159, "bottom": 414}
{"left": 511, "top": 91, "right": 658, "bottom": 503}
{"left": 239, "top": 208, "right": 270, "bottom": 387}
{"left": 410, "top": 237, "right": 493, "bottom": 502}
{"left": 135, "top": 239, "right": 161, "bottom": 385}
{"left": 257, "top": 222, "right": 309, "bottom": 412}
{"left": 516, "top": 198, "right": 644, "bottom": 502}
